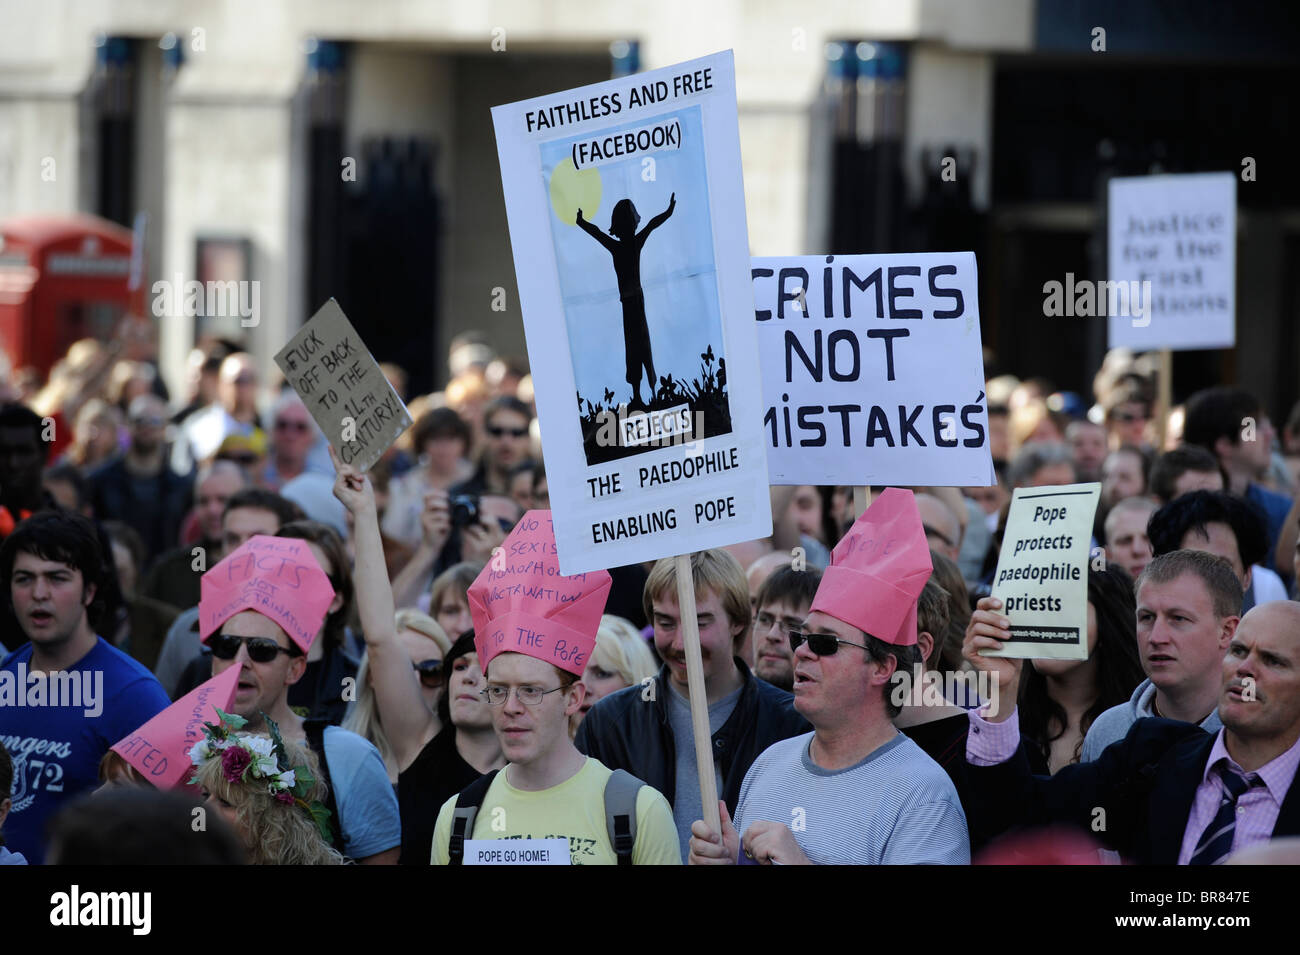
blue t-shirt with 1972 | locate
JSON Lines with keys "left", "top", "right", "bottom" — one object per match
{"left": 0, "top": 637, "right": 170, "bottom": 864}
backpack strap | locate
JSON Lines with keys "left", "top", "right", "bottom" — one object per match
{"left": 603, "top": 769, "right": 644, "bottom": 866}
{"left": 448, "top": 770, "right": 500, "bottom": 866}
{"left": 302, "top": 719, "right": 345, "bottom": 855}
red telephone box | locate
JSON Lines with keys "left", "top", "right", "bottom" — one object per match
{"left": 0, "top": 213, "right": 146, "bottom": 377}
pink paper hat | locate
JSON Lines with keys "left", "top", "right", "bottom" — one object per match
{"left": 110, "top": 666, "right": 240, "bottom": 789}
{"left": 809, "top": 487, "right": 933, "bottom": 646}
{"left": 467, "top": 510, "right": 611, "bottom": 676}
{"left": 199, "top": 536, "right": 335, "bottom": 654}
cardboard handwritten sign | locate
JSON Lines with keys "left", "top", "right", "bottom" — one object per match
{"left": 110, "top": 667, "right": 240, "bottom": 789}
{"left": 199, "top": 537, "right": 335, "bottom": 654}
{"left": 274, "top": 299, "right": 413, "bottom": 472}
{"left": 985, "top": 483, "right": 1100, "bottom": 661}
{"left": 753, "top": 253, "right": 994, "bottom": 487}
{"left": 467, "top": 510, "right": 611, "bottom": 676}
{"left": 492, "top": 50, "right": 772, "bottom": 575}
{"left": 1107, "top": 172, "right": 1236, "bottom": 350}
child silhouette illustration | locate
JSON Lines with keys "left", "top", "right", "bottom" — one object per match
{"left": 576, "top": 192, "right": 675, "bottom": 409}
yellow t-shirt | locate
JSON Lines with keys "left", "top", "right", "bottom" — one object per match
{"left": 431, "top": 757, "right": 679, "bottom": 865}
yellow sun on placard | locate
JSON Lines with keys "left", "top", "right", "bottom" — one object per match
{"left": 549, "top": 158, "right": 602, "bottom": 227}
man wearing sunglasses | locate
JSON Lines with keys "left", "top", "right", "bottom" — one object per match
{"left": 450, "top": 396, "right": 534, "bottom": 498}
{"left": 201, "top": 536, "right": 400, "bottom": 864}
{"left": 429, "top": 512, "right": 678, "bottom": 865}
{"left": 689, "top": 489, "right": 969, "bottom": 865}
{"left": 152, "top": 487, "right": 305, "bottom": 698}
{"left": 263, "top": 392, "right": 330, "bottom": 491}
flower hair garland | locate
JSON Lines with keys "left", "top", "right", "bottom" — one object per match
{"left": 189, "top": 709, "right": 334, "bottom": 843}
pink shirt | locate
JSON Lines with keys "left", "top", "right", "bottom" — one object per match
{"left": 965, "top": 707, "right": 1300, "bottom": 863}
{"left": 1177, "top": 729, "right": 1300, "bottom": 864}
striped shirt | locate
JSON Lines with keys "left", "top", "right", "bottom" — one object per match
{"left": 733, "top": 732, "right": 970, "bottom": 864}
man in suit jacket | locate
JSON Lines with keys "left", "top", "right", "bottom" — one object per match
{"left": 961, "top": 581, "right": 1300, "bottom": 864}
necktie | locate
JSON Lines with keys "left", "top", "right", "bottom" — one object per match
{"left": 1188, "top": 764, "right": 1259, "bottom": 866}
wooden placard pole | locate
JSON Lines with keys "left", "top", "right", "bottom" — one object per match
{"left": 854, "top": 486, "right": 873, "bottom": 521}
{"left": 1156, "top": 348, "right": 1173, "bottom": 450}
{"left": 674, "top": 553, "right": 722, "bottom": 837}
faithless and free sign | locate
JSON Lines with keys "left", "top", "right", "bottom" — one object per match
{"left": 753, "top": 253, "right": 993, "bottom": 486}
{"left": 985, "top": 483, "right": 1100, "bottom": 661}
{"left": 274, "top": 299, "right": 413, "bottom": 472}
{"left": 1107, "top": 172, "right": 1236, "bottom": 350}
{"left": 492, "top": 50, "right": 771, "bottom": 575}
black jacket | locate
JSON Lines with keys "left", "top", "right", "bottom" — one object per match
{"left": 965, "top": 717, "right": 1300, "bottom": 864}
{"left": 88, "top": 454, "right": 193, "bottom": 563}
{"left": 574, "top": 657, "right": 810, "bottom": 813}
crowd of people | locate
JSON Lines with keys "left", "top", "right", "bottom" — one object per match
{"left": 1, "top": 329, "right": 1299, "bottom": 866}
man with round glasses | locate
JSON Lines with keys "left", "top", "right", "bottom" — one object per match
{"left": 201, "top": 534, "right": 400, "bottom": 863}
{"left": 429, "top": 511, "right": 678, "bottom": 865}
{"left": 689, "top": 489, "right": 969, "bottom": 865}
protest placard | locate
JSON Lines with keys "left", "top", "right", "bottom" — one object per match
{"left": 752, "top": 252, "right": 994, "bottom": 486}
{"left": 1107, "top": 172, "right": 1236, "bottom": 350}
{"left": 492, "top": 50, "right": 772, "bottom": 577}
{"left": 985, "top": 482, "right": 1101, "bottom": 661}
{"left": 109, "top": 667, "right": 239, "bottom": 790}
{"left": 198, "top": 536, "right": 335, "bottom": 654}
{"left": 274, "top": 299, "right": 412, "bottom": 472}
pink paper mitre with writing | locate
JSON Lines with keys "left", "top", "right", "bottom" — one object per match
{"left": 198, "top": 537, "right": 335, "bottom": 654}
{"left": 110, "top": 666, "right": 240, "bottom": 789}
{"left": 467, "top": 510, "right": 612, "bottom": 676}
{"left": 809, "top": 487, "right": 933, "bottom": 646}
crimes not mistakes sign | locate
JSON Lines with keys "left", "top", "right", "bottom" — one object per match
{"left": 493, "top": 50, "right": 772, "bottom": 575}
{"left": 274, "top": 299, "right": 412, "bottom": 472}
{"left": 753, "top": 253, "right": 994, "bottom": 486}
{"left": 985, "top": 483, "right": 1100, "bottom": 661}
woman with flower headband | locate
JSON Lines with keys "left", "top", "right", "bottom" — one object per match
{"left": 190, "top": 710, "right": 345, "bottom": 865}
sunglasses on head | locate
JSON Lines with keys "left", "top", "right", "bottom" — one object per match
{"left": 210, "top": 633, "right": 295, "bottom": 663}
{"left": 486, "top": 425, "right": 528, "bottom": 438}
{"left": 413, "top": 659, "right": 443, "bottom": 687}
{"left": 787, "top": 628, "right": 873, "bottom": 657}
